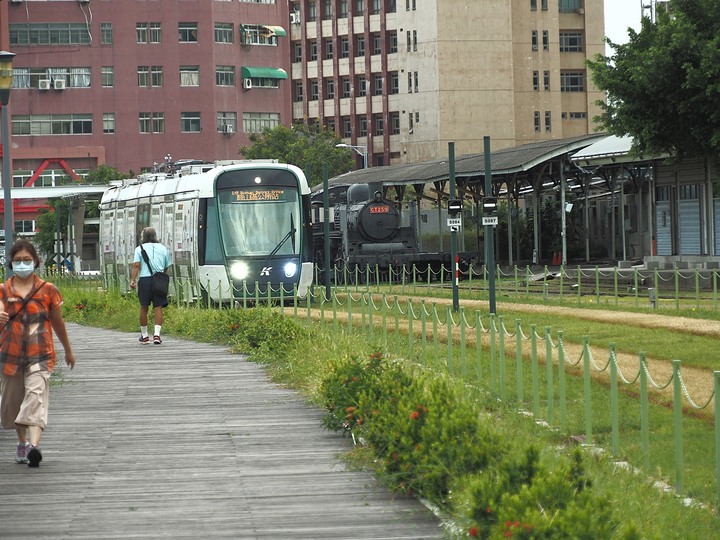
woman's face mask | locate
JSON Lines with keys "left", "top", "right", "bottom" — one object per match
{"left": 12, "top": 261, "right": 35, "bottom": 278}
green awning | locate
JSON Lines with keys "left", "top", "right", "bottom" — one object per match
{"left": 241, "top": 67, "right": 288, "bottom": 80}
{"left": 261, "top": 25, "right": 286, "bottom": 37}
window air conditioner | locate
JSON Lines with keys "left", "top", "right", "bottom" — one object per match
{"left": 290, "top": 12, "right": 300, "bottom": 24}
{"left": 243, "top": 78, "right": 252, "bottom": 90}
{"left": 53, "top": 79, "right": 66, "bottom": 90}
{"left": 223, "top": 124, "right": 235, "bottom": 134}
{"left": 38, "top": 79, "right": 51, "bottom": 91}
{"left": 10, "top": 0, "right": 23, "bottom": 4}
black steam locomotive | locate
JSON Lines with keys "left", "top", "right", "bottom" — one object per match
{"left": 311, "top": 182, "right": 473, "bottom": 280}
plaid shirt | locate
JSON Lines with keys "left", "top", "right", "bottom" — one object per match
{"left": 0, "top": 276, "right": 63, "bottom": 376}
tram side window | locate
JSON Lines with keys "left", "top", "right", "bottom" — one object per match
{"left": 204, "top": 199, "right": 223, "bottom": 264}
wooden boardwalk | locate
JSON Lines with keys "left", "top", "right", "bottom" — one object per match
{"left": 0, "top": 324, "right": 444, "bottom": 539}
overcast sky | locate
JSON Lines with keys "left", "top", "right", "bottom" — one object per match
{"left": 604, "top": 0, "right": 643, "bottom": 49}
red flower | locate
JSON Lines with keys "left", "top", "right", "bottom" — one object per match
{"left": 468, "top": 526, "right": 478, "bottom": 537}
{"left": 504, "top": 532, "right": 512, "bottom": 538}
{"left": 485, "top": 507, "right": 492, "bottom": 514}
{"left": 409, "top": 411, "right": 420, "bottom": 420}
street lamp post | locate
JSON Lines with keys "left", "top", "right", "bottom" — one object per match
{"left": 0, "top": 51, "right": 15, "bottom": 268}
{"left": 335, "top": 143, "right": 368, "bottom": 169}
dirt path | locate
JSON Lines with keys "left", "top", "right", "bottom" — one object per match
{"left": 306, "top": 296, "right": 718, "bottom": 413}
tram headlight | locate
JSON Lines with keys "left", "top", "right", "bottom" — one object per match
{"left": 231, "top": 261, "right": 250, "bottom": 281}
{"left": 283, "top": 262, "right": 297, "bottom": 278}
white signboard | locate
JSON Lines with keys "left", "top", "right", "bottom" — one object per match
{"left": 482, "top": 216, "right": 499, "bottom": 226}
{"left": 447, "top": 217, "right": 462, "bottom": 228}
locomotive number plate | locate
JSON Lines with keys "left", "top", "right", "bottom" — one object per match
{"left": 369, "top": 205, "right": 390, "bottom": 214}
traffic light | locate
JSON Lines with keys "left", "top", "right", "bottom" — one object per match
{"left": 482, "top": 196, "right": 498, "bottom": 216}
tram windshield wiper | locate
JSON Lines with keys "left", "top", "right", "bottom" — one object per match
{"left": 266, "top": 214, "right": 296, "bottom": 260}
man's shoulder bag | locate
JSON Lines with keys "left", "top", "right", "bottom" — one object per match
{"left": 140, "top": 244, "right": 170, "bottom": 296}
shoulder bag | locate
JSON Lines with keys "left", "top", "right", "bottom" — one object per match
{"left": 140, "top": 244, "right": 170, "bottom": 296}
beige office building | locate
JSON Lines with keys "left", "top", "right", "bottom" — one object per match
{"left": 289, "top": 0, "right": 605, "bottom": 167}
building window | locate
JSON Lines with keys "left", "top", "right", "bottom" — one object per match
{"left": 414, "top": 71, "right": 419, "bottom": 93}
{"left": 355, "top": 0, "right": 365, "bottom": 15}
{"left": 560, "top": 71, "right": 585, "bottom": 92}
{"left": 138, "top": 66, "right": 150, "bottom": 87}
{"left": 241, "top": 24, "right": 280, "bottom": 46}
{"left": 559, "top": 0, "right": 581, "bottom": 12}
{"left": 293, "top": 42, "right": 303, "bottom": 62}
{"left": 413, "top": 30, "right": 417, "bottom": 51}
{"left": 532, "top": 71, "right": 539, "bottom": 91}
{"left": 530, "top": 0, "right": 537, "bottom": 10}
{"left": 407, "top": 72, "right": 412, "bottom": 93}
{"left": 294, "top": 81, "right": 303, "bottom": 102}
{"left": 323, "top": 0, "right": 333, "bottom": 19}
{"left": 179, "top": 22, "right": 198, "bottom": 43}
{"left": 374, "top": 75, "right": 383, "bottom": 96}
{"left": 340, "top": 37, "right": 350, "bottom": 58}
{"left": 310, "top": 79, "right": 319, "bottom": 100}
{"left": 151, "top": 66, "right": 163, "bottom": 87}
{"left": 308, "top": 1, "right": 317, "bottom": 21}
{"left": 531, "top": 31, "right": 538, "bottom": 51}
{"left": 541, "top": 0, "right": 548, "bottom": 10}
{"left": 357, "top": 76, "right": 367, "bottom": 97}
{"left": 542, "top": 30, "right": 549, "bottom": 50}
{"left": 545, "top": 111, "right": 552, "bottom": 132}
{"left": 217, "top": 112, "right": 237, "bottom": 132}
{"left": 11, "top": 114, "right": 88, "bottom": 136}
{"left": 339, "top": 0, "right": 349, "bottom": 17}
{"left": 140, "top": 113, "right": 165, "bottom": 133}
{"left": 390, "top": 111, "right": 400, "bottom": 134}
{"left": 374, "top": 114, "right": 384, "bottom": 135}
{"left": 326, "top": 78, "right": 335, "bottom": 99}
{"left": 390, "top": 72, "right": 399, "bottom": 94}
{"left": 149, "top": 23, "right": 162, "bottom": 43}
{"left": 309, "top": 41, "right": 318, "bottom": 61}
{"left": 10, "top": 23, "right": 91, "bottom": 45}
{"left": 136, "top": 23, "right": 149, "bottom": 43}
{"left": 356, "top": 35, "right": 365, "bottom": 57}
{"left": 406, "top": 31, "right": 411, "bottom": 52}
{"left": 358, "top": 115, "right": 368, "bottom": 136}
{"left": 388, "top": 31, "right": 398, "bottom": 53}
{"left": 215, "top": 23, "right": 234, "bottom": 43}
{"left": 543, "top": 70, "right": 550, "bottom": 91}
{"left": 103, "top": 113, "right": 115, "bottom": 134}
{"left": 342, "top": 77, "right": 351, "bottom": 98}
{"left": 568, "top": 112, "right": 587, "bottom": 119}
{"left": 559, "top": 32, "right": 584, "bottom": 52}
{"left": 100, "top": 23, "right": 113, "bottom": 45}
{"left": 216, "top": 66, "right": 235, "bottom": 86}
{"left": 326, "top": 118, "right": 336, "bottom": 132}
{"left": 102, "top": 67, "right": 114, "bottom": 88}
{"left": 534, "top": 111, "right": 540, "bottom": 132}
{"left": 181, "top": 112, "right": 201, "bottom": 133}
{"left": 243, "top": 112, "right": 281, "bottom": 133}
{"left": 387, "top": 0, "right": 397, "bottom": 13}
{"left": 342, "top": 116, "right": 352, "bottom": 137}
{"left": 324, "top": 39, "right": 334, "bottom": 60}
{"left": 372, "top": 33, "right": 382, "bottom": 55}
{"left": 179, "top": 66, "right": 199, "bottom": 86}
{"left": 408, "top": 112, "right": 414, "bottom": 133}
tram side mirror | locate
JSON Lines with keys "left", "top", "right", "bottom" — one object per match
{"left": 448, "top": 198, "right": 462, "bottom": 216}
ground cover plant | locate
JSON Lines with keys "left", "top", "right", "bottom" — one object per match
{"left": 59, "top": 287, "right": 720, "bottom": 538}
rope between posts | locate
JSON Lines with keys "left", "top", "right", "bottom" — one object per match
{"left": 587, "top": 346, "right": 611, "bottom": 372}
{"left": 678, "top": 371, "right": 715, "bottom": 409}
{"left": 610, "top": 350, "right": 641, "bottom": 385}
{"left": 642, "top": 362, "right": 674, "bottom": 390}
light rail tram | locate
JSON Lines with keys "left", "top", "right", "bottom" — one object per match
{"left": 99, "top": 161, "right": 314, "bottom": 303}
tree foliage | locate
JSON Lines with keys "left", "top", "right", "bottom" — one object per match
{"left": 239, "top": 121, "right": 355, "bottom": 188}
{"left": 587, "top": 0, "right": 720, "bottom": 159}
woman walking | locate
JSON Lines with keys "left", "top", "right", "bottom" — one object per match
{"left": 0, "top": 238, "right": 76, "bottom": 467}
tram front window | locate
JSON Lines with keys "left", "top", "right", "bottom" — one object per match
{"left": 218, "top": 188, "right": 300, "bottom": 258}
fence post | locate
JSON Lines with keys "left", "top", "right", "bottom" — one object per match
{"left": 672, "top": 359, "right": 684, "bottom": 493}
{"left": 460, "top": 307, "right": 467, "bottom": 378}
{"left": 475, "top": 311, "right": 482, "bottom": 382}
{"left": 609, "top": 343, "right": 619, "bottom": 456}
{"left": 433, "top": 303, "right": 439, "bottom": 369}
{"left": 558, "top": 331, "right": 567, "bottom": 432}
{"left": 714, "top": 371, "right": 720, "bottom": 501}
{"left": 368, "top": 293, "right": 374, "bottom": 339}
{"left": 595, "top": 266, "right": 600, "bottom": 304}
{"left": 545, "top": 326, "right": 554, "bottom": 425}
{"left": 446, "top": 305, "right": 454, "bottom": 374}
{"left": 675, "top": 269, "right": 680, "bottom": 310}
{"left": 347, "top": 293, "right": 353, "bottom": 334}
{"left": 489, "top": 314, "right": 497, "bottom": 392}
{"left": 530, "top": 324, "right": 539, "bottom": 417}
{"left": 407, "top": 299, "right": 414, "bottom": 360}
{"left": 498, "top": 316, "right": 505, "bottom": 400}
{"left": 582, "top": 337, "right": 593, "bottom": 445}
{"left": 613, "top": 268, "right": 619, "bottom": 305}
{"left": 516, "top": 319, "right": 523, "bottom": 403}
{"left": 640, "top": 352, "right": 650, "bottom": 470}
{"left": 381, "top": 293, "right": 387, "bottom": 348}
{"left": 394, "top": 296, "right": 400, "bottom": 357}
{"left": 420, "top": 299, "right": 427, "bottom": 358}
{"left": 577, "top": 267, "right": 582, "bottom": 304}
